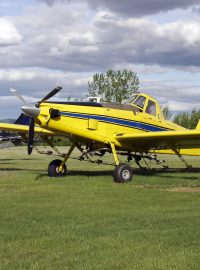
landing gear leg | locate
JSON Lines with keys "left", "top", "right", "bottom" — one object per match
{"left": 173, "top": 148, "right": 192, "bottom": 169}
{"left": 134, "top": 154, "right": 148, "bottom": 170}
{"left": 48, "top": 142, "right": 76, "bottom": 177}
{"left": 110, "top": 142, "right": 133, "bottom": 183}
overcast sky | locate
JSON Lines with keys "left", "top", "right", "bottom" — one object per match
{"left": 1, "top": 0, "right": 200, "bottom": 118}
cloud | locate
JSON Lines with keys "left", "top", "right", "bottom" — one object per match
{"left": 1, "top": 0, "right": 200, "bottom": 119}
{"left": 140, "top": 77, "right": 200, "bottom": 111}
{"left": 167, "top": 101, "right": 200, "bottom": 112}
{"left": 2, "top": 7, "right": 200, "bottom": 74}
{"left": 0, "top": 96, "right": 24, "bottom": 119}
{"left": 85, "top": 0, "right": 200, "bottom": 17}
{"left": 39, "top": 0, "right": 56, "bottom": 5}
{"left": 0, "top": 67, "right": 91, "bottom": 118}
{"left": 39, "top": 0, "right": 200, "bottom": 17}
{"left": 91, "top": 14, "right": 200, "bottom": 68}
{"left": 0, "top": 67, "right": 91, "bottom": 98}
{"left": 0, "top": 18, "right": 22, "bottom": 46}
{"left": 0, "top": 3, "right": 98, "bottom": 71}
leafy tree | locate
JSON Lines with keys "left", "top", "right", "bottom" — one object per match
{"left": 88, "top": 69, "right": 139, "bottom": 103}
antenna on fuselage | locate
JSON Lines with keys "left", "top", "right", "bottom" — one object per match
{"left": 169, "top": 112, "right": 177, "bottom": 122}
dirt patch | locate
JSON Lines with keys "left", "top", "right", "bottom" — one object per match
{"left": 135, "top": 185, "right": 200, "bottom": 193}
{"left": 166, "top": 187, "right": 200, "bottom": 193}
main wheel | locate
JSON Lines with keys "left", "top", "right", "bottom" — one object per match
{"left": 113, "top": 163, "right": 133, "bottom": 183}
{"left": 48, "top": 159, "right": 67, "bottom": 177}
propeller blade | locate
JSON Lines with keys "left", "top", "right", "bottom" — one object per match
{"left": 38, "top": 86, "right": 62, "bottom": 105}
{"left": 28, "top": 117, "right": 34, "bottom": 155}
{"left": 10, "top": 88, "right": 27, "bottom": 105}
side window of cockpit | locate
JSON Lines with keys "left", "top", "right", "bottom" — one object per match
{"left": 134, "top": 96, "right": 146, "bottom": 109}
{"left": 145, "top": 100, "right": 156, "bottom": 116}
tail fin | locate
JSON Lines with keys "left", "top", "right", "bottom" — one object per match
{"left": 196, "top": 119, "right": 200, "bottom": 130}
{"left": 15, "top": 113, "right": 31, "bottom": 126}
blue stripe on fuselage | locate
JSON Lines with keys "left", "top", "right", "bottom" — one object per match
{"left": 60, "top": 111, "right": 167, "bottom": 132}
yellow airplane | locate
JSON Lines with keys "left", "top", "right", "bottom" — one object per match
{"left": 1, "top": 86, "right": 200, "bottom": 183}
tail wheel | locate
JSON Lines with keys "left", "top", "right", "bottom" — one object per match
{"left": 113, "top": 163, "right": 133, "bottom": 183}
{"left": 48, "top": 159, "right": 67, "bottom": 177}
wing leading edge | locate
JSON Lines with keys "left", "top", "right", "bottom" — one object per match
{"left": 0, "top": 122, "right": 54, "bottom": 135}
{"left": 115, "top": 129, "right": 200, "bottom": 152}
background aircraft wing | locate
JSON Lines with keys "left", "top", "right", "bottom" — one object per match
{"left": 115, "top": 129, "right": 200, "bottom": 152}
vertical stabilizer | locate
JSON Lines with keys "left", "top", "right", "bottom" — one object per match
{"left": 196, "top": 119, "right": 200, "bottom": 130}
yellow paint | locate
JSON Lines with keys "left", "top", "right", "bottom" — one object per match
{"left": 110, "top": 142, "right": 119, "bottom": 165}
{"left": 155, "top": 148, "right": 200, "bottom": 156}
{"left": 0, "top": 122, "right": 54, "bottom": 135}
{"left": 1, "top": 92, "right": 200, "bottom": 158}
{"left": 88, "top": 119, "right": 98, "bottom": 130}
{"left": 196, "top": 120, "right": 200, "bottom": 130}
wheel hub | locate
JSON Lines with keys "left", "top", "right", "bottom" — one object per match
{"left": 122, "top": 169, "right": 130, "bottom": 180}
{"left": 56, "top": 166, "right": 65, "bottom": 174}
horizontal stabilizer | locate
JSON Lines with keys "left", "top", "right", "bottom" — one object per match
{"left": 15, "top": 113, "right": 31, "bottom": 126}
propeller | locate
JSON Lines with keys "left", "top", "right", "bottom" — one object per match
{"left": 11, "top": 86, "right": 62, "bottom": 155}
{"left": 10, "top": 88, "right": 27, "bottom": 105}
{"left": 36, "top": 86, "right": 62, "bottom": 107}
{"left": 28, "top": 117, "right": 35, "bottom": 155}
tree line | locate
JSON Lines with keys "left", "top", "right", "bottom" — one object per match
{"left": 173, "top": 109, "right": 200, "bottom": 129}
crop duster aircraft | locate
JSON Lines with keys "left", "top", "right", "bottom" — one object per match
{"left": 1, "top": 86, "right": 200, "bottom": 183}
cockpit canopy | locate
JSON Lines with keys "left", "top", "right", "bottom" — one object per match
{"left": 124, "top": 93, "right": 164, "bottom": 119}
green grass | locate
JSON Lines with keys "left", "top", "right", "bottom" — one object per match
{"left": 0, "top": 147, "right": 200, "bottom": 270}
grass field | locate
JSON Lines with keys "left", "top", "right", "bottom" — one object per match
{"left": 0, "top": 146, "right": 200, "bottom": 270}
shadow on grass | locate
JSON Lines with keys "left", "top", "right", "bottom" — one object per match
{"left": 0, "top": 168, "right": 24, "bottom": 171}
{"left": 34, "top": 169, "right": 113, "bottom": 181}
{"left": 68, "top": 170, "right": 113, "bottom": 177}
{"left": 0, "top": 168, "right": 45, "bottom": 173}
{"left": 1, "top": 163, "right": 200, "bottom": 181}
{"left": 34, "top": 167, "right": 200, "bottom": 182}
{"left": 0, "top": 158, "right": 43, "bottom": 161}
{"left": 0, "top": 162, "right": 16, "bottom": 165}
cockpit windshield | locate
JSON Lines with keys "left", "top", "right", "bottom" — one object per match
{"left": 123, "top": 94, "right": 138, "bottom": 105}
{"left": 133, "top": 96, "right": 146, "bottom": 109}
{"left": 145, "top": 100, "right": 156, "bottom": 116}
{"left": 123, "top": 94, "right": 147, "bottom": 111}
{"left": 123, "top": 93, "right": 160, "bottom": 117}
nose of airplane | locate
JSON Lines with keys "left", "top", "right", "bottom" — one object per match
{"left": 21, "top": 105, "right": 40, "bottom": 117}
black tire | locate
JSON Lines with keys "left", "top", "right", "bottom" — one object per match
{"left": 113, "top": 163, "right": 133, "bottom": 183}
{"left": 48, "top": 159, "right": 67, "bottom": 177}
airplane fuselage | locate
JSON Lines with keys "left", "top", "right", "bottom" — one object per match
{"left": 37, "top": 95, "right": 186, "bottom": 152}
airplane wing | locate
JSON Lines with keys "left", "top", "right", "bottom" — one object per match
{"left": 0, "top": 122, "right": 54, "bottom": 135}
{"left": 155, "top": 148, "right": 200, "bottom": 156}
{"left": 115, "top": 129, "right": 200, "bottom": 152}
